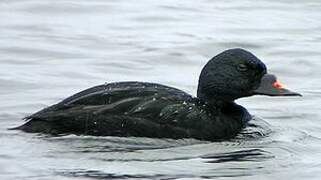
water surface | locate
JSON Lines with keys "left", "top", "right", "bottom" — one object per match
{"left": 1, "top": 0, "right": 321, "bottom": 179}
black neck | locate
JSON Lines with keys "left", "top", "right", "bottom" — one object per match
{"left": 197, "top": 90, "right": 234, "bottom": 112}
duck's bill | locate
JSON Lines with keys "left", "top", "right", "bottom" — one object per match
{"left": 253, "top": 74, "right": 302, "bottom": 96}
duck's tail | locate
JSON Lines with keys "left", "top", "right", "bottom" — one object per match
{"left": 8, "top": 118, "right": 52, "bottom": 133}
{"left": 7, "top": 126, "right": 21, "bottom": 130}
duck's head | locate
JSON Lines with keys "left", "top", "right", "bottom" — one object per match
{"left": 197, "top": 48, "right": 301, "bottom": 104}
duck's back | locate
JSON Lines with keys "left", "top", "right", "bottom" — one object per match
{"left": 29, "top": 82, "right": 193, "bottom": 117}
{"left": 18, "top": 81, "right": 246, "bottom": 140}
{"left": 19, "top": 82, "right": 200, "bottom": 138}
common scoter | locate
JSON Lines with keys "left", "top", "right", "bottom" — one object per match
{"left": 13, "top": 48, "right": 301, "bottom": 141}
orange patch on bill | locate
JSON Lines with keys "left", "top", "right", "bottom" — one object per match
{"left": 273, "top": 80, "right": 285, "bottom": 89}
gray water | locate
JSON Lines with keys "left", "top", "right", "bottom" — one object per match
{"left": 1, "top": 0, "right": 321, "bottom": 179}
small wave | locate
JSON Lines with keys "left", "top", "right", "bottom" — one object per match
{"left": 56, "top": 169, "right": 167, "bottom": 180}
{"left": 201, "top": 149, "right": 274, "bottom": 163}
{"left": 42, "top": 135, "right": 206, "bottom": 153}
{"left": 236, "top": 116, "right": 272, "bottom": 140}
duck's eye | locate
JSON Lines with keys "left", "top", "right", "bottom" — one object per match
{"left": 237, "top": 64, "right": 248, "bottom": 72}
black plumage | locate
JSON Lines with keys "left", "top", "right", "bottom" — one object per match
{"left": 14, "top": 48, "right": 300, "bottom": 141}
